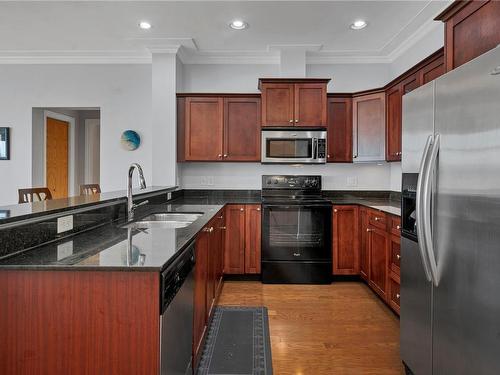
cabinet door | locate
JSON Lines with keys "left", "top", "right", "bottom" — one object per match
{"left": 223, "top": 97, "right": 261, "bottom": 161}
{"left": 206, "top": 220, "right": 217, "bottom": 320}
{"left": 388, "top": 272, "right": 401, "bottom": 315}
{"left": 332, "top": 205, "right": 359, "bottom": 275}
{"left": 386, "top": 85, "right": 402, "bottom": 162}
{"left": 245, "top": 205, "right": 261, "bottom": 274}
{"left": 389, "top": 234, "right": 401, "bottom": 276}
{"left": 352, "top": 92, "right": 386, "bottom": 162}
{"left": 193, "top": 229, "right": 209, "bottom": 362}
{"left": 224, "top": 205, "right": 246, "bottom": 274}
{"left": 294, "top": 83, "right": 327, "bottom": 126}
{"left": 261, "top": 83, "right": 294, "bottom": 126}
{"left": 368, "top": 226, "right": 388, "bottom": 300}
{"left": 420, "top": 53, "right": 445, "bottom": 84}
{"left": 401, "top": 73, "right": 421, "bottom": 95}
{"left": 327, "top": 97, "right": 352, "bottom": 162}
{"left": 359, "top": 207, "right": 369, "bottom": 281}
{"left": 215, "top": 211, "right": 225, "bottom": 296}
{"left": 185, "top": 97, "right": 223, "bottom": 161}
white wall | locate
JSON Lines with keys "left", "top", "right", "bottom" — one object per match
{"left": 390, "top": 162, "right": 402, "bottom": 192}
{"left": 0, "top": 64, "right": 152, "bottom": 205}
{"left": 179, "top": 163, "right": 392, "bottom": 191}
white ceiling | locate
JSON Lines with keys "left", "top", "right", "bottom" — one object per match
{"left": 0, "top": 0, "right": 452, "bottom": 64}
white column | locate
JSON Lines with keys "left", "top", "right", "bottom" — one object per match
{"left": 151, "top": 49, "right": 179, "bottom": 187}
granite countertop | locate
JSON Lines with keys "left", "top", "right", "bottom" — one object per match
{"left": 0, "top": 202, "right": 223, "bottom": 271}
{"left": 0, "top": 190, "right": 401, "bottom": 271}
{"left": 0, "top": 186, "right": 178, "bottom": 225}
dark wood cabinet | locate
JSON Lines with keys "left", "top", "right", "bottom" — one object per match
{"left": 244, "top": 205, "right": 262, "bottom": 274}
{"left": 420, "top": 53, "right": 445, "bottom": 84}
{"left": 389, "top": 234, "right": 401, "bottom": 276}
{"left": 332, "top": 205, "right": 359, "bottom": 275}
{"left": 259, "top": 79, "right": 329, "bottom": 127}
{"left": 359, "top": 207, "right": 369, "bottom": 281}
{"left": 178, "top": 95, "right": 260, "bottom": 162}
{"left": 436, "top": 0, "right": 500, "bottom": 72}
{"left": 224, "top": 204, "right": 262, "bottom": 275}
{"left": 184, "top": 97, "right": 224, "bottom": 161}
{"left": 260, "top": 83, "right": 294, "bottom": 126}
{"left": 385, "top": 85, "right": 402, "bottom": 162}
{"left": 388, "top": 271, "right": 401, "bottom": 315}
{"left": 224, "top": 97, "right": 261, "bottom": 161}
{"left": 352, "top": 91, "right": 386, "bottom": 162}
{"left": 294, "top": 83, "right": 328, "bottom": 126}
{"left": 327, "top": 96, "right": 352, "bottom": 162}
{"left": 224, "top": 205, "right": 246, "bottom": 274}
{"left": 368, "top": 226, "right": 389, "bottom": 301}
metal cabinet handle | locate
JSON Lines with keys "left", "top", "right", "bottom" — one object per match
{"left": 374, "top": 217, "right": 380, "bottom": 221}
{"left": 220, "top": 226, "right": 226, "bottom": 230}
{"left": 396, "top": 225, "right": 401, "bottom": 230}
{"left": 218, "top": 154, "right": 222, "bottom": 158}
{"left": 396, "top": 293, "right": 400, "bottom": 299}
{"left": 223, "top": 154, "right": 228, "bottom": 158}
{"left": 422, "top": 134, "right": 441, "bottom": 287}
{"left": 396, "top": 254, "right": 401, "bottom": 260}
{"left": 203, "top": 227, "right": 210, "bottom": 232}
{"left": 209, "top": 227, "right": 214, "bottom": 233}
{"left": 416, "top": 135, "right": 434, "bottom": 283}
{"left": 366, "top": 228, "right": 374, "bottom": 232}
{"left": 295, "top": 119, "right": 299, "bottom": 123}
{"left": 257, "top": 207, "right": 261, "bottom": 211}
{"left": 289, "top": 119, "right": 293, "bottom": 123}
{"left": 334, "top": 209, "right": 338, "bottom": 213}
{"left": 240, "top": 208, "right": 244, "bottom": 212}
{"left": 327, "top": 154, "right": 331, "bottom": 158}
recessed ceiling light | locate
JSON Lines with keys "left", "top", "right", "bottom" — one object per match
{"left": 139, "top": 21, "right": 152, "bottom": 30}
{"left": 229, "top": 19, "right": 248, "bottom": 30}
{"left": 350, "top": 20, "right": 367, "bottom": 30}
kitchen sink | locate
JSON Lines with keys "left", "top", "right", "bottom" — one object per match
{"left": 122, "top": 212, "right": 203, "bottom": 229}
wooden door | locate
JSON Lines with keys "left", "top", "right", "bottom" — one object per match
{"left": 223, "top": 97, "right": 261, "bottom": 161}
{"left": 368, "top": 226, "right": 388, "bottom": 300}
{"left": 245, "top": 205, "right": 261, "bottom": 274}
{"left": 352, "top": 92, "right": 386, "bottom": 162}
{"left": 261, "top": 83, "right": 294, "bottom": 126}
{"left": 294, "top": 83, "right": 327, "bottom": 126}
{"left": 193, "top": 229, "right": 209, "bottom": 364}
{"left": 359, "top": 207, "right": 369, "bottom": 281}
{"left": 185, "top": 97, "right": 223, "bottom": 161}
{"left": 206, "top": 220, "right": 217, "bottom": 319}
{"left": 332, "top": 205, "right": 359, "bottom": 275}
{"left": 224, "top": 205, "right": 246, "bottom": 274}
{"left": 385, "top": 85, "right": 402, "bottom": 162}
{"left": 327, "top": 97, "right": 352, "bottom": 162}
{"left": 46, "top": 117, "right": 69, "bottom": 199}
{"left": 420, "top": 53, "right": 445, "bottom": 84}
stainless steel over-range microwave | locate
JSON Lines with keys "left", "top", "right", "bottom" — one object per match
{"left": 261, "top": 129, "right": 327, "bottom": 164}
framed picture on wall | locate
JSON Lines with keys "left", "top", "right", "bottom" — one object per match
{"left": 0, "top": 127, "right": 10, "bottom": 160}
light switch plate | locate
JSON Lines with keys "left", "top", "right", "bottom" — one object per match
{"left": 57, "top": 215, "right": 74, "bottom": 233}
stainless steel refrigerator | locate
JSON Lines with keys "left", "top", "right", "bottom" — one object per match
{"left": 401, "top": 45, "right": 500, "bottom": 375}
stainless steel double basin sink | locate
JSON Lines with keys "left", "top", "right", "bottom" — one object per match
{"left": 122, "top": 212, "right": 203, "bottom": 229}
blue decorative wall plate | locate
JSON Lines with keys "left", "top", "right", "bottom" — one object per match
{"left": 121, "top": 130, "right": 141, "bottom": 151}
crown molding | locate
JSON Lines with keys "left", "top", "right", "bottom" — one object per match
{"left": 0, "top": 18, "right": 442, "bottom": 65}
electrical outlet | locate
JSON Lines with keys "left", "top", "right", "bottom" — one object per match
{"left": 347, "top": 176, "right": 358, "bottom": 187}
{"left": 57, "top": 215, "right": 74, "bottom": 234}
{"left": 57, "top": 241, "right": 74, "bottom": 260}
{"left": 200, "top": 176, "right": 208, "bottom": 186}
{"left": 166, "top": 192, "right": 172, "bottom": 201}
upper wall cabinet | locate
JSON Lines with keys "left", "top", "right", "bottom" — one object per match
{"left": 436, "top": 0, "right": 500, "bottom": 72}
{"left": 327, "top": 96, "right": 352, "bottom": 163}
{"left": 352, "top": 91, "right": 386, "bottom": 163}
{"left": 259, "top": 78, "right": 329, "bottom": 127}
{"left": 177, "top": 95, "right": 261, "bottom": 162}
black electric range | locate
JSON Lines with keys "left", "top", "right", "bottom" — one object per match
{"left": 261, "top": 175, "right": 332, "bottom": 284}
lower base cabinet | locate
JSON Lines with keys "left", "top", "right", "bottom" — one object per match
{"left": 193, "top": 209, "right": 225, "bottom": 369}
{"left": 334, "top": 205, "right": 401, "bottom": 315}
{"left": 224, "top": 204, "right": 261, "bottom": 275}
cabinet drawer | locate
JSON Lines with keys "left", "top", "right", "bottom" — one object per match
{"left": 388, "top": 272, "right": 400, "bottom": 315}
{"left": 390, "top": 216, "right": 401, "bottom": 236}
{"left": 368, "top": 210, "right": 387, "bottom": 230}
{"left": 389, "top": 235, "right": 401, "bottom": 275}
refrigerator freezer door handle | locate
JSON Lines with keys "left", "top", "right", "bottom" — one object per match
{"left": 422, "top": 133, "right": 441, "bottom": 287}
{"left": 416, "top": 135, "right": 434, "bottom": 282}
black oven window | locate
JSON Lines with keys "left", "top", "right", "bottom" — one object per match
{"left": 266, "top": 138, "right": 312, "bottom": 158}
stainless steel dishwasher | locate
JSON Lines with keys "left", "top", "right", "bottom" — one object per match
{"left": 160, "top": 241, "right": 195, "bottom": 375}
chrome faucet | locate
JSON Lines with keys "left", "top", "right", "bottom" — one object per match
{"left": 127, "top": 163, "right": 148, "bottom": 220}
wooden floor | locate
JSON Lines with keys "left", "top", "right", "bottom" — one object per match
{"left": 218, "top": 281, "right": 403, "bottom": 375}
